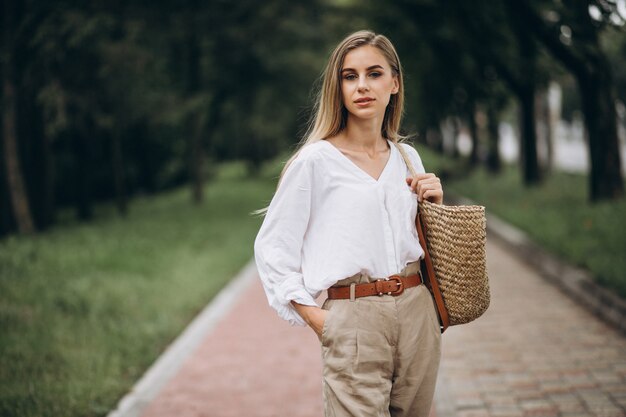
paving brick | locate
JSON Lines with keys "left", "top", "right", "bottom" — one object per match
{"left": 489, "top": 405, "right": 524, "bottom": 417}
{"left": 521, "top": 411, "right": 560, "bottom": 417}
{"left": 591, "top": 371, "right": 623, "bottom": 385}
{"left": 555, "top": 403, "right": 587, "bottom": 413}
{"left": 483, "top": 393, "right": 518, "bottom": 407}
{"left": 541, "top": 381, "right": 574, "bottom": 394}
{"left": 516, "top": 389, "right": 548, "bottom": 401}
{"left": 457, "top": 409, "right": 491, "bottom": 417}
{"left": 612, "top": 397, "right": 626, "bottom": 408}
{"left": 590, "top": 408, "right": 626, "bottom": 417}
{"left": 455, "top": 396, "right": 486, "bottom": 409}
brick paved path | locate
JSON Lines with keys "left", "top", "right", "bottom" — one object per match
{"left": 139, "top": 274, "right": 326, "bottom": 417}
{"left": 438, "top": 241, "right": 626, "bottom": 417}
{"left": 138, "top": 239, "right": 626, "bottom": 417}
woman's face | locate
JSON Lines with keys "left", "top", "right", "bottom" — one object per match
{"left": 340, "top": 44, "right": 399, "bottom": 121}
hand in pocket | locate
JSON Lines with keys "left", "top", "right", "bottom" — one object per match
{"left": 310, "top": 308, "right": 329, "bottom": 341}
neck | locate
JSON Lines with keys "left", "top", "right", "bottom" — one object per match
{"left": 342, "top": 115, "right": 387, "bottom": 151}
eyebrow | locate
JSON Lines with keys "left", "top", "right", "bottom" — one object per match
{"left": 341, "top": 65, "right": 385, "bottom": 73}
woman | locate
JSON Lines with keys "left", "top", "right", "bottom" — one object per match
{"left": 253, "top": 30, "right": 443, "bottom": 417}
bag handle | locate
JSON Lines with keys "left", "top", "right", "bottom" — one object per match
{"left": 393, "top": 142, "right": 450, "bottom": 333}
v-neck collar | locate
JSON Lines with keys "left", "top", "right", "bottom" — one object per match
{"left": 322, "top": 138, "right": 395, "bottom": 183}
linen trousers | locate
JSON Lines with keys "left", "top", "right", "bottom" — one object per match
{"left": 319, "top": 261, "right": 441, "bottom": 417}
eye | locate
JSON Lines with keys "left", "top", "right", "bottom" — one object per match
{"left": 343, "top": 73, "right": 357, "bottom": 80}
{"left": 369, "top": 72, "right": 382, "bottom": 78}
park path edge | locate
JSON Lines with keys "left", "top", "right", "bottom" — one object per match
{"left": 105, "top": 259, "right": 257, "bottom": 417}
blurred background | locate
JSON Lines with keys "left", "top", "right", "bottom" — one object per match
{"left": 1, "top": 0, "right": 625, "bottom": 416}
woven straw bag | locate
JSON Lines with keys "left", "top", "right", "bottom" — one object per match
{"left": 394, "top": 142, "right": 490, "bottom": 332}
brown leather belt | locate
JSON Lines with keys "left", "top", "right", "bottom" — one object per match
{"left": 326, "top": 273, "right": 422, "bottom": 300}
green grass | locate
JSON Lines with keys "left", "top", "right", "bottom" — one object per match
{"left": 0, "top": 159, "right": 281, "bottom": 417}
{"left": 416, "top": 145, "right": 626, "bottom": 298}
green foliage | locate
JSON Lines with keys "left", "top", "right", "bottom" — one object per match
{"left": 0, "top": 160, "right": 275, "bottom": 417}
{"left": 418, "top": 149, "right": 626, "bottom": 298}
{"left": 5, "top": 0, "right": 626, "bottom": 235}
{"left": 3, "top": 0, "right": 341, "bottom": 229}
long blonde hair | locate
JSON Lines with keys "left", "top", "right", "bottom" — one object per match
{"left": 252, "top": 30, "right": 409, "bottom": 216}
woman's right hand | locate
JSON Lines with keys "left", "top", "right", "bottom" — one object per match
{"left": 307, "top": 307, "right": 328, "bottom": 341}
{"left": 291, "top": 301, "right": 328, "bottom": 341}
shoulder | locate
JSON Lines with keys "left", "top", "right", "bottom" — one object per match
{"left": 281, "top": 140, "right": 328, "bottom": 180}
{"left": 398, "top": 141, "right": 419, "bottom": 158}
{"left": 396, "top": 140, "right": 426, "bottom": 174}
{"left": 288, "top": 140, "right": 330, "bottom": 171}
{"left": 295, "top": 140, "right": 328, "bottom": 161}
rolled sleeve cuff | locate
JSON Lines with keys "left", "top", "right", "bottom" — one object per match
{"left": 273, "top": 285, "right": 318, "bottom": 326}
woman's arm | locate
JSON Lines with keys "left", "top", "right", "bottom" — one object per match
{"left": 254, "top": 154, "right": 319, "bottom": 326}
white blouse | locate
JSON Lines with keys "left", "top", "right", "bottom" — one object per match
{"left": 253, "top": 139, "right": 426, "bottom": 326}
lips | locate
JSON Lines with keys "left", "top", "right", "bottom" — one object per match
{"left": 354, "top": 97, "right": 375, "bottom": 103}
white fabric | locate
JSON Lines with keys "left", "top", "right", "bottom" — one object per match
{"left": 253, "top": 139, "right": 426, "bottom": 326}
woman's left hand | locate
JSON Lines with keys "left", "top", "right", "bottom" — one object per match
{"left": 406, "top": 173, "right": 444, "bottom": 205}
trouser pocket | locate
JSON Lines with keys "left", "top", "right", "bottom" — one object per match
{"left": 320, "top": 299, "right": 335, "bottom": 346}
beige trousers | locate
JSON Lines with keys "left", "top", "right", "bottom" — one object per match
{"left": 320, "top": 261, "right": 441, "bottom": 417}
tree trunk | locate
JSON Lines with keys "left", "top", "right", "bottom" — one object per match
{"left": 111, "top": 127, "right": 127, "bottom": 216}
{"left": 20, "top": 79, "right": 55, "bottom": 230}
{"left": 451, "top": 117, "right": 460, "bottom": 159}
{"left": 426, "top": 127, "right": 444, "bottom": 153}
{"left": 519, "top": 89, "right": 541, "bottom": 185}
{"left": 535, "top": 88, "right": 553, "bottom": 173}
{"left": 41, "top": 131, "right": 55, "bottom": 227}
{"left": 580, "top": 70, "right": 624, "bottom": 201}
{"left": 203, "top": 88, "right": 227, "bottom": 181}
{"left": 184, "top": 4, "right": 204, "bottom": 204}
{"left": 504, "top": 1, "right": 542, "bottom": 185}
{"left": 0, "top": 162, "right": 14, "bottom": 236}
{"left": 2, "top": 75, "right": 35, "bottom": 234}
{"left": 190, "top": 114, "right": 204, "bottom": 204}
{"left": 2, "top": 0, "right": 35, "bottom": 234}
{"left": 516, "top": 1, "right": 624, "bottom": 200}
{"left": 135, "top": 124, "right": 157, "bottom": 193}
{"left": 468, "top": 101, "right": 479, "bottom": 167}
{"left": 486, "top": 101, "right": 501, "bottom": 173}
{"left": 547, "top": 81, "right": 562, "bottom": 177}
{"left": 73, "top": 126, "right": 93, "bottom": 221}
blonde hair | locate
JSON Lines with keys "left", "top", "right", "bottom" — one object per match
{"left": 252, "top": 30, "right": 409, "bottom": 217}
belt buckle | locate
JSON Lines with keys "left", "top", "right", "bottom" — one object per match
{"left": 375, "top": 275, "right": 404, "bottom": 296}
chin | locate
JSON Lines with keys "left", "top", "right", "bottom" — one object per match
{"left": 348, "top": 108, "right": 382, "bottom": 119}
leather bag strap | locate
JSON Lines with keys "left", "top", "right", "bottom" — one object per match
{"left": 416, "top": 208, "right": 450, "bottom": 332}
{"left": 393, "top": 141, "right": 450, "bottom": 333}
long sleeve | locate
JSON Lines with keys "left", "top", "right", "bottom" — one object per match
{"left": 253, "top": 154, "right": 319, "bottom": 326}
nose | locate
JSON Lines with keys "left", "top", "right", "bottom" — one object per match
{"left": 357, "top": 75, "right": 370, "bottom": 92}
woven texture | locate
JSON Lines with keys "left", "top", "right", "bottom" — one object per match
{"left": 420, "top": 199, "right": 490, "bottom": 325}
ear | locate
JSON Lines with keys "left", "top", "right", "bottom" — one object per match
{"left": 391, "top": 76, "right": 399, "bottom": 95}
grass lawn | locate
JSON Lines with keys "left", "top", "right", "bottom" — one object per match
{"left": 0, "top": 160, "right": 280, "bottom": 417}
{"left": 416, "top": 144, "right": 626, "bottom": 298}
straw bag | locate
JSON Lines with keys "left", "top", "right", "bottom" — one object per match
{"left": 394, "top": 142, "right": 490, "bottom": 333}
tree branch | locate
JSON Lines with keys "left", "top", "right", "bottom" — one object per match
{"left": 516, "top": 2, "right": 588, "bottom": 78}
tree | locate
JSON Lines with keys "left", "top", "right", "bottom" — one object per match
{"left": 2, "top": 0, "right": 35, "bottom": 234}
{"left": 0, "top": 0, "right": 375, "bottom": 237}
{"left": 449, "top": 1, "right": 546, "bottom": 184}
{"left": 520, "top": 0, "right": 624, "bottom": 201}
